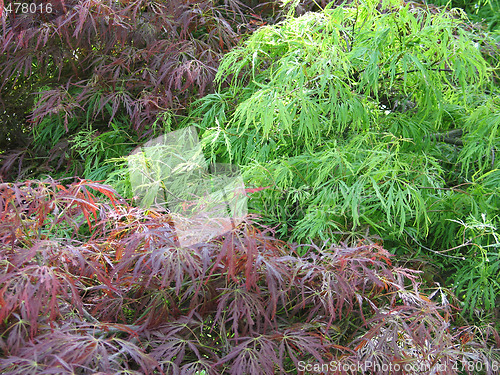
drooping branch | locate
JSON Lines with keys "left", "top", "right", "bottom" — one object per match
{"left": 425, "top": 128, "right": 464, "bottom": 146}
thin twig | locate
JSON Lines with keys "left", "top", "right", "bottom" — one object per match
{"left": 380, "top": 68, "right": 454, "bottom": 82}
{"left": 394, "top": 219, "right": 466, "bottom": 260}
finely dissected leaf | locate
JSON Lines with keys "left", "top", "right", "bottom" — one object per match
{"left": 1, "top": 179, "right": 499, "bottom": 372}
{"left": 0, "top": 0, "right": 287, "bottom": 181}
{"left": 218, "top": 335, "right": 279, "bottom": 375}
{"left": 191, "top": 0, "right": 500, "bottom": 258}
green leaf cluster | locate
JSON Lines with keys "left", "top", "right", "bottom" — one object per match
{"left": 451, "top": 214, "right": 500, "bottom": 317}
{"left": 184, "top": 0, "right": 500, "bottom": 255}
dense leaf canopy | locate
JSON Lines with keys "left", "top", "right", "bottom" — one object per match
{"left": 184, "top": 0, "right": 500, "bottom": 314}
{"left": 0, "top": 0, "right": 279, "bottom": 178}
{"left": 1, "top": 0, "right": 500, "bottom": 373}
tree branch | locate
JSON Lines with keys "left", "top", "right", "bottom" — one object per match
{"left": 425, "top": 129, "right": 464, "bottom": 146}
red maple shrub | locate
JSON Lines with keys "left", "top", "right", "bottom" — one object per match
{"left": 0, "top": 0, "right": 280, "bottom": 179}
{"left": 0, "top": 180, "right": 499, "bottom": 374}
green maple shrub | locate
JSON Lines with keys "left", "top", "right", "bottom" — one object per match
{"left": 181, "top": 0, "right": 500, "bottom": 317}
{"left": 1, "top": 180, "right": 499, "bottom": 374}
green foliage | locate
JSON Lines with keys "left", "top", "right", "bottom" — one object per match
{"left": 459, "top": 96, "right": 500, "bottom": 174}
{"left": 429, "top": 0, "right": 500, "bottom": 34}
{"left": 70, "top": 120, "right": 137, "bottom": 181}
{"left": 22, "top": 87, "right": 176, "bottom": 185}
{"left": 450, "top": 214, "right": 500, "bottom": 317}
{"left": 239, "top": 133, "right": 446, "bottom": 243}
{"left": 27, "top": 111, "right": 139, "bottom": 182}
{"left": 186, "top": 0, "right": 499, "bottom": 248}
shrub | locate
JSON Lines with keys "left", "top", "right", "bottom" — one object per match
{"left": 0, "top": 180, "right": 499, "bottom": 374}
{"left": 186, "top": 0, "right": 500, "bottom": 243}
{"left": 179, "top": 0, "right": 500, "bottom": 323}
{"left": 0, "top": 0, "right": 279, "bottom": 180}
{"left": 0, "top": 0, "right": 338, "bottom": 181}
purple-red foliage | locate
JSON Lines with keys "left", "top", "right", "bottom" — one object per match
{"left": 0, "top": 0, "right": 257, "bottom": 128}
{"left": 0, "top": 0, "right": 279, "bottom": 179}
{"left": 0, "top": 0, "right": 344, "bottom": 179}
{"left": 0, "top": 180, "right": 499, "bottom": 374}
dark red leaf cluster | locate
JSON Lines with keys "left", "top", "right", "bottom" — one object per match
{"left": 0, "top": 0, "right": 345, "bottom": 180}
{"left": 0, "top": 0, "right": 290, "bottom": 180}
{"left": 0, "top": 180, "right": 498, "bottom": 374}
{"left": 0, "top": 0, "right": 274, "bottom": 133}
